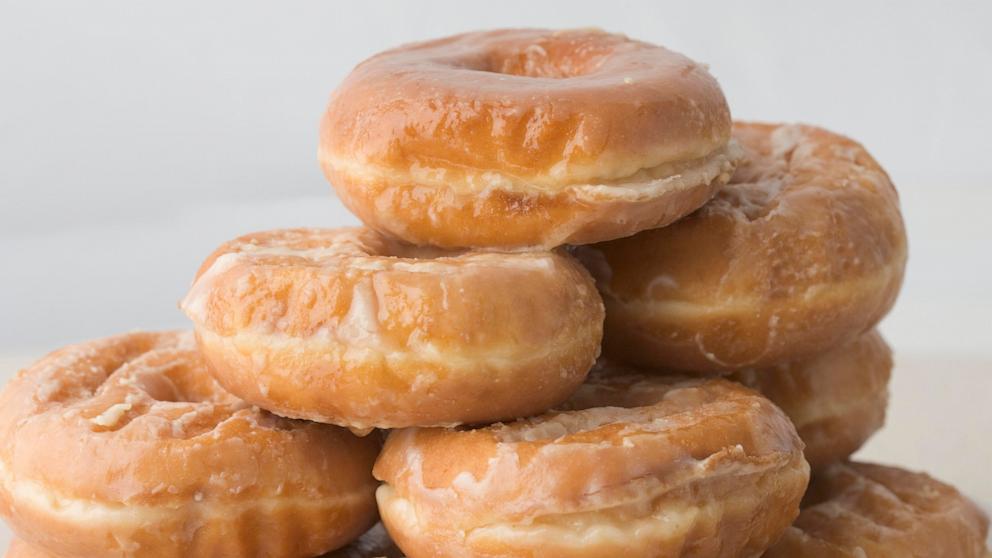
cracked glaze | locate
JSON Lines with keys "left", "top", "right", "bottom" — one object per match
{"left": 764, "top": 462, "right": 989, "bottom": 557}
{"left": 181, "top": 227, "right": 604, "bottom": 430}
{"left": 0, "top": 331, "right": 380, "bottom": 558}
{"left": 374, "top": 373, "right": 809, "bottom": 558}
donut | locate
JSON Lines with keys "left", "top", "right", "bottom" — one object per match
{"left": 180, "top": 227, "right": 604, "bottom": 431}
{"left": 728, "top": 330, "right": 891, "bottom": 469}
{"left": 0, "top": 331, "right": 381, "bottom": 558}
{"left": 764, "top": 462, "right": 990, "bottom": 557}
{"left": 319, "top": 28, "right": 742, "bottom": 248}
{"left": 374, "top": 372, "right": 809, "bottom": 557}
{"left": 575, "top": 121, "right": 907, "bottom": 371}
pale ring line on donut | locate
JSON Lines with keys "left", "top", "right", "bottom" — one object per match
{"left": 0, "top": 457, "right": 368, "bottom": 528}
{"left": 192, "top": 327, "right": 594, "bottom": 432}
{"left": 182, "top": 243, "right": 595, "bottom": 383}
{"left": 378, "top": 444, "right": 797, "bottom": 551}
{"left": 193, "top": 326, "right": 572, "bottom": 379}
{"left": 376, "top": 448, "right": 785, "bottom": 541}
{"left": 609, "top": 256, "right": 905, "bottom": 370}
{"left": 378, "top": 484, "right": 703, "bottom": 549}
{"left": 613, "top": 255, "right": 906, "bottom": 319}
{"left": 324, "top": 141, "right": 741, "bottom": 201}
{"left": 780, "top": 388, "right": 882, "bottom": 436}
{"left": 186, "top": 248, "right": 591, "bottom": 367}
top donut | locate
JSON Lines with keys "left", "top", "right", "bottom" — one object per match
{"left": 320, "top": 28, "right": 740, "bottom": 248}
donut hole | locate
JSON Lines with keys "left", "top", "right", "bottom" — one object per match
{"left": 472, "top": 36, "right": 616, "bottom": 79}
{"left": 132, "top": 362, "right": 236, "bottom": 405}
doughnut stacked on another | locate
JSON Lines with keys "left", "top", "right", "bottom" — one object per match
{"left": 179, "top": 227, "right": 604, "bottom": 432}
{"left": 575, "top": 122, "right": 908, "bottom": 373}
{"left": 374, "top": 371, "right": 809, "bottom": 557}
{"left": 574, "top": 121, "right": 909, "bottom": 472}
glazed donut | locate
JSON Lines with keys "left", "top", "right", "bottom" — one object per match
{"left": 374, "top": 372, "right": 809, "bottom": 557}
{"left": 576, "top": 122, "right": 907, "bottom": 371}
{"left": 764, "top": 462, "right": 990, "bottom": 557}
{"left": 320, "top": 28, "right": 742, "bottom": 248}
{"left": 728, "top": 330, "right": 892, "bottom": 469}
{"left": 0, "top": 331, "right": 380, "bottom": 558}
{"left": 180, "top": 227, "right": 604, "bottom": 431}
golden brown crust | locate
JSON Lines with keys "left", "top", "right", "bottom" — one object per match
{"left": 728, "top": 330, "right": 891, "bottom": 469}
{"left": 0, "top": 332, "right": 380, "bottom": 558}
{"left": 320, "top": 28, "right": 739, "bottom": 248}
{"left": 375, "top": 373, "right": 809, "bottom": 557}
{"left": 576, "top": 122, "right": 907, "bottom": 371}
{"left": 764, "top": 462, "right": 990, "bottom": 557}
{"left": 181, "top": 228, "right": 604, "bottom": 430}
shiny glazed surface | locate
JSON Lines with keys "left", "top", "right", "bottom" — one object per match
{"left": 182, "top": 228, "right": 604, "bottom": 430}
{"left": 577, "top": 122, "right": 907, "bottom": 371}
{"left": 764, "top": 462, "right": 990, "bottom": 557}
{"left": 375, "top": 372, "right": 809, "bottom": 557}
{"left": 0, "top": 332, "right": 380, "bottom": 558}
{"left": 320, "top": 28, "right": 739, "bottom": 247}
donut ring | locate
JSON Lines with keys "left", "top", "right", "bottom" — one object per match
{"left": 374, "top": 372, "right": 809, "bottom": 557}
{"left": 0, "top": 331, "right": 380, "bottom": 558}
{"left": 320, "top": 28, "right": 742, "bottom": 248}
{"left": 764, "top": 462, "right": 990, "bottom": 557}
{"left": 181, "top": 227, "right": 604, "bottom": 431}
{"left": 728, "top": 330, "right": 892, "bottom": 469}
{"left": 576, "top": 122, "right": 907, "bottom": 371}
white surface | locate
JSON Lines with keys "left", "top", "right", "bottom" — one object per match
{"left": 1, "top": 0, "right": 991, "bottom": 551}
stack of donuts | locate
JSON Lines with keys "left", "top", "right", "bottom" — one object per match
{"left": 0, "top": 28, "right": 987, "bottom": 558}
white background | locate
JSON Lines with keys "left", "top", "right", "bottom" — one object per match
{"left": 2, "top": 1, "right": 991, "bottom": 356}
{"left": 1, "top": 0, "right": 991, "bottom": 549}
